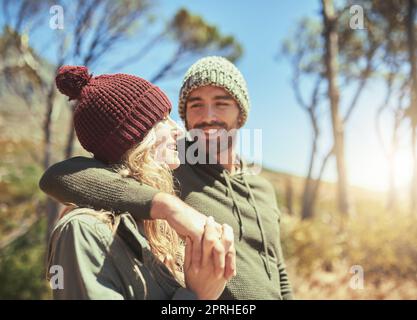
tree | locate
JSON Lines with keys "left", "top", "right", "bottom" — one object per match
{"left": 322, "top": 0, "right": 350, "bottom": 216}
{"left": 281, "top": 18, "right": 325, "bottom": 219}
{"left": 281, "top": 2, "right": 381, "bottom": 219}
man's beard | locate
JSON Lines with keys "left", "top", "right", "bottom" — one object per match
{"left": 190, "top": 120, "right": 239, "bottom": 164}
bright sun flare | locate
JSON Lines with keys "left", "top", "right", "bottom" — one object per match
{"left": 350, "top": 148, "right": 413, "bottom": 192}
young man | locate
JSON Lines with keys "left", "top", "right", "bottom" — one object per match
{"left": 40, "top": 56, "right": 293, "bottom": 300}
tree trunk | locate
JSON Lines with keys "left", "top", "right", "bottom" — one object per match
{"left": 301, "top": 130, "right": 319, "bottom": 219}
{"left": 284, "top": 178, "right": 294, "bottom": 215}
{"left": 43, "top": 82, "right": 60, "bottom": 242}
{"left": 301, "top": 180, "right": 315, "bottom": 219}
{"left": 322, "top": 0, "right": 350, "bottom": 215}
{"left": 387, "top": 117, "right": 400, "bottom": 211}
{"left": 407, "top": 0, "right": 417, "bottom": 215}
{"left": 43, "top": 84, "right": 55, "bottom": 170}
{"left": 412, "top": 126, "right": 417, "bottom": 214}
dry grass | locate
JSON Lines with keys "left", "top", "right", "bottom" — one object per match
{"left": 288, "top": 262, "right": 417, "bottom": 299}
{"left": 261, "top": 167, "right": 417, "bottom": 300}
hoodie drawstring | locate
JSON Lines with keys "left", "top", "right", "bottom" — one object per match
{"left": 243, "top": 176, "right": 272, "bottom": 279}
{"left": 224, "top": 170, "right": 244, "bottom": 240}
{"left": 223, "top": 169, "right": 272, "bottom": 279}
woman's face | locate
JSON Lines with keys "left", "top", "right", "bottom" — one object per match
{"left": 153, "top": 115, "right": 183, "bottom": 170}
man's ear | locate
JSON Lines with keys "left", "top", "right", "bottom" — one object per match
{"left": 237, "top": 115, "right": 244, "bottom": 128}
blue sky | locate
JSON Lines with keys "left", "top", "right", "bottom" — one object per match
{"left": 2, "top": 0, "right": 410, "bottom": 192}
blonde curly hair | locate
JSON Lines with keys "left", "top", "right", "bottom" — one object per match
{"left": 118, "top": 120, "right": 184, "bottom": 283}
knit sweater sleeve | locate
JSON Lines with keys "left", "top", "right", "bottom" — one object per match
{"left": 266, "top": 181, "right": 294, "bottom": 300}
{"left": 277, "top": 239, "right": 294, "bottom": 300}
{"left": 39, "top": 156, "right": 159, "bottom": 220}
{"left": 276, "top": 209, "right": 294, "bottom": 300}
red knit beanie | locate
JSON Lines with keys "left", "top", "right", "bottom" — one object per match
{"left": 55, "top": 66, "right": 172, "bottom": 164}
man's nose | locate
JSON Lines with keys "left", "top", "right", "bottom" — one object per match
{"left": 201, "top": 104, "right": 217, "bottom": 122}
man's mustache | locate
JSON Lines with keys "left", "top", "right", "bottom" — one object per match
{"left": 193, "top": 121, "right": 228, "bottom": 130}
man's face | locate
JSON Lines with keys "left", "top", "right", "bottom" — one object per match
{"left": 185, "top": 85, "right": 241, "bottom": 158}
{"left": 185, "top": 85, "right": 241, "bottom": 133}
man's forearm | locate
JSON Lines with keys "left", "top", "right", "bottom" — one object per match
{"left": 39, "top": 156, "right": 159, "bottom": 220}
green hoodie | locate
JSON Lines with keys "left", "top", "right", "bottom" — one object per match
{"left": 47, "top": 208, "right": 196, "bottom": 300}
{"left": 40, "top": 144, "right": 293, "bottom": 300}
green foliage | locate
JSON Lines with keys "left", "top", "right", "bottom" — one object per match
{"left": 0, "top": 137, "right": 49, "bottom": 299}
{"left": 1, "top": 163, "right": 43, "bottom": 201}
{"left": 0, "top": 139, "right": 45, "bottom": 236}
{"left": 280, "top": 18, "right": 324, "bottom": 75}
{"left": 170, "top": 8, "right": 243, "bottom": 62}
{"left": 0, "top": 217, "right": 50, "bottom": 299}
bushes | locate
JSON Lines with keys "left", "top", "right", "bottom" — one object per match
{"left": 0, "top": 217, "right": 51, "bottom": 299}
{"left": 281, "top": 208, "right": 417, "bottom": 287}
{"left": 281, "top": 213, "right": 344, "bottom": 275}
{"left": 0, "top": 139, "right": 50, "bottom": 299}
{"left": 344, "top": 210, "right": 417, "bottom": 280}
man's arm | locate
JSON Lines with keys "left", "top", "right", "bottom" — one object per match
{"left": 265, "top": 181, "right": 294, "bottom": 300}
{"left": 277, "top": 241, "right": 294, "bottom": 300}
{"left": 39, "top": 156, "right": 158, "bottom": 220}
{"left": 275, "top": 211, "right": 293, "bottom": 300}
{"left": 39, "top": 156, "right": 211, "bottom": 269}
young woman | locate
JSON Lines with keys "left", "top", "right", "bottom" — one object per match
{"left": 45, "top": 66, "right": 235, "bottom": 300}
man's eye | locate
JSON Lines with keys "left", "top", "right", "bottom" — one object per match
{"left": 190, "top": 104, "right": 203, "bottom": 109}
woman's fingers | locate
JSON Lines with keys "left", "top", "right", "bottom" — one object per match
{"left": 225, "top": 251, "right": 236, "bottom": 280}
{"left": 201, "top": 216, "right": 220, "bottom": 267}
{"left": 191, "top": 232, "right": 203, "bottom": 273}
{"left": 212, "top": 240, "right": 226, "bottom": 278}
{"left": 221, "top": 224, "right": 236, "bottom": 279}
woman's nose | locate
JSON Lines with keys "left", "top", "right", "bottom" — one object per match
{"left": 171, "top": 122, "right": 184, "bottom": 139}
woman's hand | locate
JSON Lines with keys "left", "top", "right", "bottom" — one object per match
{"left": 184, "top": 216, "right": 236, "bottom": 300}
{"left": 151, "top": 193, "right": 224, "bottom": 272}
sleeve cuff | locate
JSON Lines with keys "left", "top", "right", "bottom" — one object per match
{"left": 282, "top": 293, "right": 294, "bottom": 300}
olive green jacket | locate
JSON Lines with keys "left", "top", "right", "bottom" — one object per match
{"left": 47, "top": 208, "right": 196, "bottom": 300}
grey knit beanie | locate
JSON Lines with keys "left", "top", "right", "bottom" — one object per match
{"left": 178, "top": 56, "right": 250, "bottom": 126}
